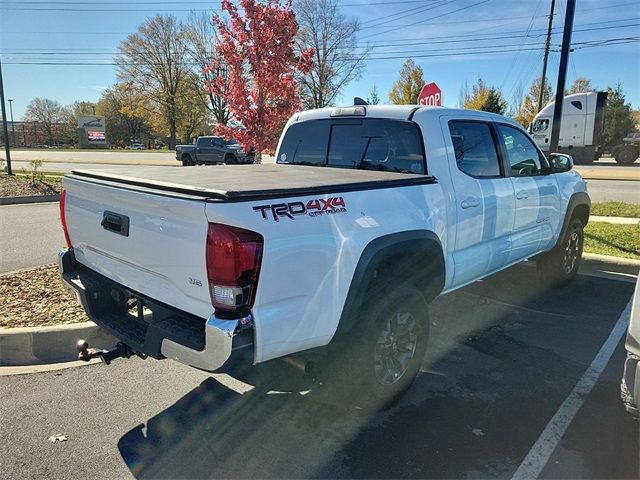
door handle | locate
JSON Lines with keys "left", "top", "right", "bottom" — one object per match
{"left": 516, "top": 190, "right": 529, "bottom": 200}
{"left": 461, "top": 197, "right": 480, "bottom": 209}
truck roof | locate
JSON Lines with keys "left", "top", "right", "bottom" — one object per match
{"left": 294, "top": 104, "right": 513, "bottom": 123}
{"left": 69, "top": 164, "right": 436, "bottom": 202}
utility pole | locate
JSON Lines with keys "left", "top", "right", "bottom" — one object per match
{"left": 549, "top": 0, "right": 576, "bottom": 153}
{"left": 8, "top": 99, "right": 16, "bottom": 147}
{"left": 0, "top": 57, "right": 13, "bottom": 175}
{"left": 537, "top": 0, "right": 556, "bottom": 113}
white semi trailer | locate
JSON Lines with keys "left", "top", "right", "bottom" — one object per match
{"left": 530, "top": 91, "right": 639, "bottom": 165}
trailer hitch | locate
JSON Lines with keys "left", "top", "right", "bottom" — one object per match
{"left": 76, "top": 339, "right": 147, "bottom": 365}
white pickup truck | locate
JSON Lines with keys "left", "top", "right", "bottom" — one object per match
{"left": 59, "top": 105, "right": 590, "bottom": 406}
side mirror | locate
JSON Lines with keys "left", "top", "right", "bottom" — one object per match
{"left": 549, "top": 152, "right": 573, "bottom": 173}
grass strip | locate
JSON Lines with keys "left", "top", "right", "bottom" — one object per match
{"left": 591, "top": 201, "right": 640, "bottom": 218}
{"left": 584, "top": 222, "right": 640, "bottom": 260}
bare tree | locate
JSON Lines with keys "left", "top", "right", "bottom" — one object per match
{"left": 567, "top": 77, "right": 593, "bottom": 94}
{"left": 24, "top": 97, "right": 64, "bottom": 146}
{"left": 294, "top": 0, "right": 367, "bottom": 109}
{"left": 182, "top": 11, "right": 231, "bottom": 126}
{"left": 116, "top": 15, "right": 189, "bottom": 149}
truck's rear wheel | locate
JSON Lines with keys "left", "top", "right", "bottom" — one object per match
{"left": 536, "top": 218, "right": 584, "bottom": 287}
{"left": 614, "top": 146, "right": 639, "bottom": 165}
{"left": 182, "top": 154, "right": 194, "bottom": 166}
{"left": 324, "top": 283, "right": 429, "bottom": 411}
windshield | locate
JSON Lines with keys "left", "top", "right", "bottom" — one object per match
{"left": 276, "top": 118, "right": 426, "bottom": 174}
{"left": 532, "top": 118, "right": 550, "bottom": 133}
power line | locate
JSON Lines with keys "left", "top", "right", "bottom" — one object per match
{"left": 0, "top": 13, "right": 559, "bottom": 36}
{"left": 1, "top": 0, "right": 441, "bottom": 5}
{"left": 362, "top": 0, "right": 491, "bottom": 39}
{"left": 361, "top": 0, "right": 457, "bottom": 30}
{"left": 2, "top": 20, "right": 637, "bottom": 55}
{"left": 0, "top": 0, "right": 443, "bottom": 11}
{"left": 4, "top": 36, "right": 636, "bottom": 65}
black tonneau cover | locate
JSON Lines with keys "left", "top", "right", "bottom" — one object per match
{"left": 69, "top": 164, "right": 436, "bottom": 202}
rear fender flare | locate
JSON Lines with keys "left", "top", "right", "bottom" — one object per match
{"left": 334, "top": 230, "right": 445, "bottom": 338}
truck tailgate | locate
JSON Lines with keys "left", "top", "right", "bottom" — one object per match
{"left": 63, "top": 175, "right": 213, "bottom": 319}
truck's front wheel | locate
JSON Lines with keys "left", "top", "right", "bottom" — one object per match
{"left": 536, "top": 218, "right": 584, "bottom": 287}
{"left": 327, "top": 283, "right": 429, "bottom": 411}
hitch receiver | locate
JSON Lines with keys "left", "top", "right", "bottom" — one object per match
{"left": 76, "top": 339, "right": 147, "bottom": 365}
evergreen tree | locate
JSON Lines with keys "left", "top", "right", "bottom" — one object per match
{"left": 367, "top": 84, "right": 380, "bottom": 105}
{"left": 482, "top": 88, "right": 508, "bottom": 115}
{"left": 602, "top": 83, "right": 635, "bottom": 146}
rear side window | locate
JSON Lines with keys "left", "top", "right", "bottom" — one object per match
{"left": 277, "top": 119, "right": 426, "bottom": 174}
{"left": 448, "top": 121, "right": 501, "bottom": 177}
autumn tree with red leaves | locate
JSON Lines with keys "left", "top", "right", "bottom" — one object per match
{"left": 208, "top": 0, "right": 313, "bottom": 154}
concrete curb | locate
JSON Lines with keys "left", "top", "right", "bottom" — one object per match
{"left": 0, "top": 194, "right": 60, "bottom": 205}
{"left": 582, "top": 253, "right": 640, "bottom": 276}
{"left": 589, "top": 215, "right": 640, "bottom": 225}
{"left": 0, "top": 322, "right": 116, "bottom": 366}
{"left": 582, "top": 176, "right": 639, "bottom": 181}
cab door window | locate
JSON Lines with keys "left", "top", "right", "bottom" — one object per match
{"left": 448, "top": 121, "right": 501, "bottom": 178}
{"left": 497, "top": 124, "right": 547, "bottom": 176}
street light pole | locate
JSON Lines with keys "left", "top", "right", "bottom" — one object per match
{"left": 8, "top": 99, "right": 16, "bottom": 147}
{"left": 0, "top": 57, "right": 13, "bottom": 175}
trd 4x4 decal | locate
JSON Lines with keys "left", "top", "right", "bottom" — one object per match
{"left": 253, "top": 197, "right": 347, "bottom": 222}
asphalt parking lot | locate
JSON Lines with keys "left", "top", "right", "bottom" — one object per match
{"left": 0, "top": 265, "right": 637, "bottom": 479}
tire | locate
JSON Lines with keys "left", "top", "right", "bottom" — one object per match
{"left": 181, "top": 154, "right": 194, "bottom": 166}
{"left": 614, "top": 146, "right": 639, "bottom": 165}
{"left": 224, "top": 154, "right": 238, "bottom": 165}
{"left": 536, "top": 218, "right": 584, "bottom": 288}
{"left": 320, "top": 283, "right": 430, "bottom": 412}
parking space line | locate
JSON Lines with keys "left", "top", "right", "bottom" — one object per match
{"left": 511, "top": 297, "right": 633, "bottom": 480}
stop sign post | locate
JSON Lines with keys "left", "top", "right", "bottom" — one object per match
{"left": 418, "top": 82, "right": 442, "bottom": 106}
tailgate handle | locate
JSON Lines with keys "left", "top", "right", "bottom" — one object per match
{"left": 101, "top": 211, "right": 129, "bottom": 237}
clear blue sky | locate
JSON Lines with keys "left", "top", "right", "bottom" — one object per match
{"left": 1, "top": 0, "right": 638, "bottom": 120}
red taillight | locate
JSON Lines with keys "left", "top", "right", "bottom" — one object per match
{"left": 206, "top": 223, "right": 263, "bottom": 314}
{"left": 59, "top": 188, "right": 72, "bottom": 248}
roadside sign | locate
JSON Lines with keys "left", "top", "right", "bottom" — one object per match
{"left": 418, "top": 82, "right": 442, "bottom": 106}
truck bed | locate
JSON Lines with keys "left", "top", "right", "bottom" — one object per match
{"left": 69, "top": 164, "right": 436, "bottom": 202}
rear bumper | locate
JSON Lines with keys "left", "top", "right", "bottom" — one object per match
{"left": 58, "top": 249, "right": 252, "bottom": 372}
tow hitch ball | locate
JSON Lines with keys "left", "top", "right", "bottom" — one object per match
{"left": 76, "top": 339, "right": 146, "bottom": 365}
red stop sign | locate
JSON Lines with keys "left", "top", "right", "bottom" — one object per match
{"left": 418, "top": 82, "right": 442, "bottom": 106}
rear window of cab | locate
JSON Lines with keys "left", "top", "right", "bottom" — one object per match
{"left": 276, "top": 118, "right": 426, "bottom": 174}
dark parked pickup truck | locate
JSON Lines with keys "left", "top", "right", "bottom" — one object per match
{"left": 175, "top": 136, "right": 255, "bottom": 166}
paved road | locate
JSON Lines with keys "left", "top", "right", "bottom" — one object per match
{"left": 0, "top": 203, "right": 63, "bottom": 273}
{"left": 2, "top": 150, "right": 637, "bottom": 178}
{"left": 587, "top": 179, "right": 640, "bottom": 204}
{"left": 0, "top": 266, "right": 637, "bottom": 479}
{"left": 5, "top": 149, "right": 175, "bottom": 164}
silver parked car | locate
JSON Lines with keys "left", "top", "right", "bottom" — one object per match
{"left": 621, "top": 275, "right": 640, "bottom": 417}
